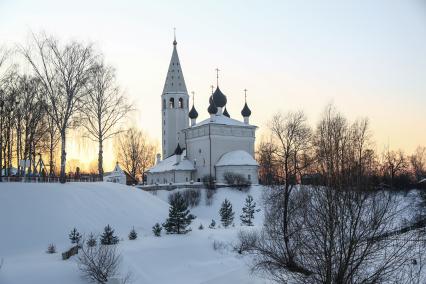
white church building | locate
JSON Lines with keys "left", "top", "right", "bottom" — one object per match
{"left": 146, "top": 36, "right": 258, "bottom": 185}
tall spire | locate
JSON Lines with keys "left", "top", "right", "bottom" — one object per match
{"left": 162, "top": 31, "right": 187, "bottom": 94}
{"left": 173, "top": 27, "right": 177, "bottom": 46}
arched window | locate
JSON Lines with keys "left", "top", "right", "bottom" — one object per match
{"left": 178, "top": 98, "right": 184, "bottom": 108}
{"left": 163, "top": 99, "right": 166, "bottom": 110}
{"left": 169, "top": 98, "right": 174, "bottom": 108}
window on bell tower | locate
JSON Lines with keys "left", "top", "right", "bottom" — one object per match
{"left": 178, "top": 98, "right": 183, "bottom": 108}
{"left": 169, "top": 98, "right": 175, "bottom": 108}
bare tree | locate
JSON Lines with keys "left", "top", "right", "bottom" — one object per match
{"left": 382, "top": 149, "right": 408, "bottom": 189}
{"left": 256, "top": 138, "right": 278, "bottom": 185}
{"left": 240, "top": 105, "right": 423, "bottom": 283}
{"left": 115, "top": 127, "right": 156, "bottom": 182}
{"left": 0, "top": 46, "right": 12, "bottom": 180}
{"left": 21, "top": 33, "right": 96, "bottom": 183}
{"left": 78, "top": 244, "right": 121, "bottom": 284}
{"left": 410, "top": 146, "right": 426, "bottom": 182}
{"left": 266, "top": 111, "right": 312, "bottom": 266}
{"left": 80, "top": 61, "right": 131, "bottom": 179}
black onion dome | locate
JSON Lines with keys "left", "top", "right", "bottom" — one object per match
{"left": 174, "top": 143, "right": 183, "bottom": 155}
{"left": 223, "top": 107, "right": 230, "bottom": 118}
{"left": 241, "top": 102, "right": 252, "bottom": 117}
{"left": 189, "top": 105, "right": 198, "bottom": 119}
{"left": 208, "top": 102, "right": 218, "bottom": 114}
{"left": 212, "top": 87, "right": 227, "bottom": 108}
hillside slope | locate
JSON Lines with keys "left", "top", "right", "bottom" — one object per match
{"left": 0, "top": 182, "right": 268, "bottom": 284}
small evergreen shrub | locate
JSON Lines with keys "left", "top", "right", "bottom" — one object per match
{"left": 219, "top": 199, "right": 235, "bottom": 228}
{"left": 240, "top": 195, "right": 257, "bottom": 226}
{"left": 163, "top": 192, "right": 196, "bottom": 234}
{"left": 152, "top": 223, "right": 162, "bottom": 237}
{"left": 198, "top": 223, "right": 204, "bottom": 230}
{"left": 86, "top": 233, "right": 97, "bottom": 247}
{"left": 100, "top": 225, "right": 119, "bottom": 245}
{"left": 128, "top": 227, "right": 137, "bottom": 240}
{"left": 209, "top": 219, "right": 216, "bottom": 229}
{"left": 47, "top": 243, "right": 56, "bottom": 254}
{"left": 69, "top": 227, "right": 82, "bottom": 245}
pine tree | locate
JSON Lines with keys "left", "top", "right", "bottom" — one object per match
{"left": 240, "top": 195, "right": 256, "bottom": 226}
{"left": 128, "top": 227, "right": 137, "bottom": 240}
{"left": 198, "top": 223, "right": 204, "bottom": 230}
{"left": 208, "top": 219, "right": 216, "bottom": 229}
{"left": 152, "top": 223, "right": 162, "bottom": 237}
{"left": 163, "top": 192, "right": 196, "bottom": 234}
{"left": 86, "top": 233, "right": 97, "bottom": 247}
{"left": 100, "top": 224, "right": 119, "bottom": 245}
{"left": 69, "top": 228, "right": 82, "bottom": 245}
{"left": 219, "top": 199, "right": 235, "bottom": 228}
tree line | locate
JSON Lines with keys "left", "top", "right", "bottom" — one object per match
{"left": 240, "top": 105, "right": 426, "bottom": 283}
{"left": 257, "top": 104, "right": 426, "bottom": 190}
{"left": 0, "top": 34, "right": 156, "bottom": 183}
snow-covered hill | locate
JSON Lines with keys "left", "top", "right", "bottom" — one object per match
{"left": 0, "top": 182, "right": 268, "bottom": 284}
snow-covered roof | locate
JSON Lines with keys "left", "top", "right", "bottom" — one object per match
{"left": 193, "top": 114, "right": 254, "bottom": 128}
{"left": 215, "top": 150, "right": 258, "bottom": 167}
{"left": 147, "top": 150, "right": 195, "bottom": 173}
{"left": 419, "top": 178, "right": 426, "bottom": 184}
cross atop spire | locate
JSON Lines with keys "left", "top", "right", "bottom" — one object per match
{"left": 173, "top": 27, "right": 177, "bottom": 46}
{"left": 191, "top": 91, "right": 195, "bottom": 104}
{"left": 215, "top": 68, "right": 220, "bottom": 86}
{"left": 210, "top": 85, "right": 214, "bottom": 94}
{"left": 244, "top": 88, "right": 248, "bottom": 102}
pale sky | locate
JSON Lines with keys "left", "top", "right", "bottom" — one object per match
{"left": 1, "top": 0, "right": 425, "bottom": 170}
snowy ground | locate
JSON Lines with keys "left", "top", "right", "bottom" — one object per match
{"left": 0, "top": 182, "right": 269, "bottom": 284}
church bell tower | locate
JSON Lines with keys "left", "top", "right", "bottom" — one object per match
{"left": 161, "top": 33, "right": 189, "bottom": 158}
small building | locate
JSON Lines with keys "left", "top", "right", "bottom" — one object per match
{"left": 146, "top": 146, "right": 195, "bottom": 184}
{"left": 103, "top": 163, "right": 138, "bottom": 186}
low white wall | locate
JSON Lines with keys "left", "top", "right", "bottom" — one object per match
{"left": 147, "top": 171, "right": 192, "bottom": 185}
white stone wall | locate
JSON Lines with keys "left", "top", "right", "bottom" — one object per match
{"left": 184, "top": 123, "right": 256, "bottom": 181}
{"left": 215, "top": 165, "right": 259, "bottom": 184}
{"left": 146, "top": 170, "right": 192, "bottom": 185}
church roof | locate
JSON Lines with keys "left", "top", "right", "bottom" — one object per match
{"left": 194, "top": 114, "right": 255, "bottom": 127}
{"left": 162, "top": 39, "right": 188, "bottom": 94}
{"left": 147, "top": 150, "right": 195, "bottom": 173}
{"left": 215, "top": 150, "right": 258, "bottom": 167}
